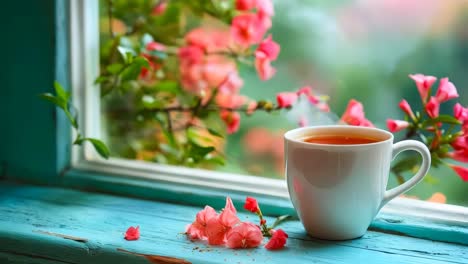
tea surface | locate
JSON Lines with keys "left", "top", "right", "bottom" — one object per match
{"left": 304, "top": 135, "right": 380, "bottom": 145}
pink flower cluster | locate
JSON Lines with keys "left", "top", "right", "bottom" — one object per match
{"left": 276, "top": 86, "right": 330, "bottom": 127}
{"left": 340, "top": 99, "right": 374, "bottom": 127}
{"left": 175, "top": 0, "right": 277, "bottom": 134}
{"left": 186, "top": 197, "right": 288, "bottom": 250}
{"left": 338, "top": 74, "right": 468, "bottom": 182}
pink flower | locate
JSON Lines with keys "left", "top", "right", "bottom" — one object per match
{"left": 448, "top": 164, "right": 468, "bottom": 181}
{"left": 256, "top": 0, "right": 274, "bottom": 17}
{"left": 435, "top": 77, "right": 458, "bottom": 102}
{"left": 178, "top": 45, "right": 204, "bottom": 65}
{"left": 236, "top": 0, "right": 256, "bottom": 11}
{"left": 220, "top": 111, "right": 241, "bottom": 134}
{"left": 454, "top": 103, "right": 468, "bottom": 122}
{"left": 151, "top": 1, "right": 167, "bottom": 16}
{"left": 226, "top": 222, "right": 263, "bottom": 249}
{"left": 185, "top": 27, "right": 232, "bottom": 53}
{"left": 219, "top": 72, "right": 244, "bottom": 94}
{"left": 255, "top": 51, "right": 276, "bottom": 80}
{"left": 447, "top": 150, "right": 468, "bottom": 163}
{"left": 244, "top": 197, "right": 260, "bottom": 213}
{"left": 409, "top": 74, "right": 437, "bottom": 103}
{"left": 188, "top": 206, "right": 218, "bottom": 239}
{"left": 216, "top": 93, "right": 247, "bottom": 109}
{"left": 180, "top": 53, "right": 237, "bottom": 95}
{"left": 146, "top": 41, "right": 166, "bottom": 52}
{"left": 386, "top": 119, "right": 410, "bottom": 133}
{"left": 451, "top": 135, "right": 468, "bottom": 150}
{"left": 231, "top": 14, "right": 266, "bottom": 47}
{"left": 186, "top": 224, "right": 202, "bottom": 240}
{"left": 298, "top": 116, "right": 308, "bottom": 127}
{"left": 206, "top": 197, "right": 240, "bottom": 245}
{"left": 256, "top": 35, "right": 280, "bottom": 61}
{"left": 224, "top": 196, "right": 237, "bottom": 214}
{"left": 265, "top": 229, "right": 288, "bottom": 250}
{"left": 276, "top": 92, "right": 298, "bottom": 108}
{"left": 399, "top": 99, "right": 415, "bottom": 119}
{"left": 341, "top": 99, "right": 374, "bottom": 127}
{"left": 425, "top": 96, "right": 440, "bottom": 118}
{"left": 296, "top": 86, "right": 312, "bottom": 96}
{"left": 124, "top": 226, "right": 140, "bottom": 241}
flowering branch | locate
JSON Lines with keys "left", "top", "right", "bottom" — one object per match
{"left": 339, "top": 74, "right": 468, "bottom": 183}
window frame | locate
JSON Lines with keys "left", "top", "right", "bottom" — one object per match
{"left": 66, "top": 0, "right": 468, "bottom": 241}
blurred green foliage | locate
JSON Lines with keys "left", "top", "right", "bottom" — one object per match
{"left": 99, "top": 0, "right": 468, "bottom": 205}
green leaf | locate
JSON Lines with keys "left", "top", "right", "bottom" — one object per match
{"left": 94, "top": 76, "right": 109, "bottom": 84}
{"left": 106, "top": 63, "right": 124, "bottom": 74}
{"left": 120, "top": 57, "right": 150, "bottom": 81}
{"left": 39, "top": 93, "right": 66, "bottom": 109}
{"left": 117, "top": 46, "right": 136, "bottom": 63}
{"left": 207, "top": 128, "right": 224, "bottom": 138}
{"left": 270, "top": 215, "right": 293, "bottom": 229}
{"left": 54, "top": 81, "right": 70, "bottom": 102}
{"left": 423, "top": 115, "right": 461, "bottom": 126}
{"left": 188, "top": 139, "right": 215, "bottom": 162}
{"left": 73, "top": 133, "right": 84, "bottom": 145}
{"left": 84, "top": 138, "right": 110, "bottom": 159}
{"left": 204, "top": 156, "right": 225, "bottom": 166}
{"left": 153, "top": 81, "right": 179, "bottom": 94}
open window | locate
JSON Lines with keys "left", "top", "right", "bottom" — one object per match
{"left": 69, "top": 0, "right": 468, "bottom": 226}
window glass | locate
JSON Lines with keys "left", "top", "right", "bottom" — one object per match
{"left": 98, "top": 0, "right": 468, "bottom": 206}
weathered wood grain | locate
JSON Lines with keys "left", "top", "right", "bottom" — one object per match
{"left": 0, "top": 183, "right": 466, "bottom": 264}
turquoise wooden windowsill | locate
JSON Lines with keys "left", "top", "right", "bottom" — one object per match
{"left": 1, "top": 182, "right": 466, "bottom": 264}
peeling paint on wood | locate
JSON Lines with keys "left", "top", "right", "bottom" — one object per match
{"left": 117, "top": 248, "right": 191, "bottom": 264}
{"left": 33, "top": 230, "right": 88, "bottom": 243}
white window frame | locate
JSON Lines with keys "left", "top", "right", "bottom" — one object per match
{"left": 69, "top": 0, "right": 467, "bottom": 225}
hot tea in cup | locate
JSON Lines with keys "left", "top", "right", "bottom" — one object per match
{"left": 284, "top": 125, "right": 431, "bottom": 240}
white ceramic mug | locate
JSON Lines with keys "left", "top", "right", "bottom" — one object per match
{"left": 284, "top": 125, "right": 431, "bottom": 240}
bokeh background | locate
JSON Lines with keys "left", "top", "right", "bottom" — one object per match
{"left": 100, "top": 0, "right": 468, "bottom": 205}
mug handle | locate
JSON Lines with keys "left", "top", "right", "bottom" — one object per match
{"left": 380, "top": 140, "right": 431, "bottom": 208}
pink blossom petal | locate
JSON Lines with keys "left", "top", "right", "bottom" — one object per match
{"left": 399, "top": 99, "right": 415, "bottom": 119}
{"left": 231, "top": 14, "right": 266, "bottom": 47}
{"left": 265, "top": 229, "right": 288, "bottom": 250}
{"left": 255, "top": 51, "right": 276, "bottom": 81}
{"left": 205, "top": 218, "right": 229, "bottom": 245}
{"left": 435, "top": 77, "right": 458, "bottom": 102}
{"left": 276, "top": 92, "right": 298, "bottom": 108}
{"left": 425, "top": 97, "right": 440, "bottom": 118}
{"left": 124, "top": 226, "right": 140, "bottom": 241}
{"left": 226, "top": 222, "right": 263, "bottom": 249}
{"left": 341, "top": 99, "right": 374, "bottom": 127}
{"left": 386, "top": 119, "right": 409, "bottom": 133}
{"left": 409, "top": 74, "right": 437, "bottom": 103}
{"left": 256, "top": 35, "right": 280, "bottom": 61}
{"left": 449, "top": 164, "right": 468, "bottom": 181}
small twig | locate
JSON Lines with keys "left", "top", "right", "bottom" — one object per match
{"left": 107, "top": 0, "right": 114, "bottom": 38}
{"left": 165, "top": 110, "right": 173, "bottom": 134}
